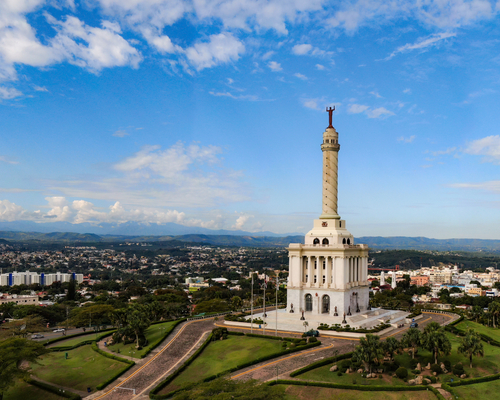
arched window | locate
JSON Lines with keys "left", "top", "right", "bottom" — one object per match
{"left": 313, "top": 238, "right": 320, "bottom": 245}
{"left": 322, "top": 295, "right": 330, "bottom": 313}
{"left": 342, "top": 238, "right": 346, "bottom": 244}
{"left": 347, "top": 238, "right": 351, "bottom": 245}
{"left": 322, "top": 238, "right": 329, "bottom": 245}
{"left": 305, "top": 294, "right": 313, "bottom": 312}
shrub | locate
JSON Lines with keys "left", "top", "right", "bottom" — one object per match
{"left": 443, "top": 360, "right": 451, "bottom": 371}
{"left": 410, "top": 359, "right": 419, "bottom": 369}
{"left": 431, "top": 364, "right": 443, "bottom": 375}
{"left": 395, "top": 367, "right": 408, "bottom": 379}
{"left": 337, "top": 371, "right": 343, "bottom": 376}
{"left": 452, "top": 363, "right": 465, "bottom": 376}
{"left": 308, "top": 336, "right": 318, "bottom": 343}
{"left": 411, "top": 369, "right": 420, "bottom": 375}
{"left": 429, "top": 376, "right": 437, "bottom": 383}
{"left": 378, "top": 374, "right": 383, "bottom": 379}
{"left": 340, "top": 359, "right": 351, "bottom": 369}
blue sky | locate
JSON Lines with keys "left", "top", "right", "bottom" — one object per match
{"left": 1, "top": 0, "right": 500, "bottom": 239}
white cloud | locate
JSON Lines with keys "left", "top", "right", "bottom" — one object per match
{"left": 209, "top": 91, "right": 258, "bottom": 101}
{"left": 366, "top": 107, "right": 394, "bottom": 118}
{"left": 0, "top": 155, "right": 19, "bottom": 164}
{"left": 292, "top": 44, "right": 312, "bottom": 55}
{"left": 432, "top": 147, "right": 457, "bottom": 156}
{"left": 315, "top": 64, "right": 325, "bottom": 70}
{"left": 464, "top": 135, "right": 500, "bottom": 163}
{"left": 347, "top": 104, "right": 369, "bottom": 114}
{"left": 397, "top": 135, "right": 416, "bottom": 143}
{"left": 403, "top": 88, "right": 412, "bottom": 94}
{"left": 302, "top": 98, "right": 321, "bottom": 110}
{"left": 327, "top": 0, "right": 495, "bottom": 32}
{"left": 369, "top": 91, "right": 382, "bottom": 98}
{"left": 268, "top": 61, "right": 282, "bottom": 71}
{"left": 386, "top": 32, "right": 456, "bottom": 59}
{"left": 185, "top": 33, "right": 244, "bottom": 71}
{"left": 448, "top": 180, "right": 500, "bottom": 193}
{"left": 232, "top": 214, "right": 252, "bottom": 230}
{"left": 33, "top": 85, "right": 48, "bottom": 92}
{"left": 113, "top": 130, "right": 129, "bottom": 137}
{"left": 0, "top": 86, "right": 23, "bottom": 99}
{"left": 45, "top": 196, "right": 73, "bottom": 221}
{"left": 294, "top": 73, "right": 307, "bottom": 80}
{"left": 0, "top": 199, "right": 28, "bottom": 221}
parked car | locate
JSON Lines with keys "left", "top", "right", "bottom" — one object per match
{"left": 53, "top": 328, "right": 65, "bottom": 333}
{"left": 410, "top": 322, "right": 419, "bottom": 328}
{"left": 31, "top": 333, "right": 44, "bottom": 339}
{"left": 304, "top": 329, "right": 319, "bottom": 337}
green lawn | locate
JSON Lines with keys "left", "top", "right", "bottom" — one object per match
{"left": 282, "top": 385, "right": 435, "bottom": 400}
{"left": 107, "top": 320, "right": 178, "bottom": 359}
{"left": 50, "top": 332, "right": 112, "bottom": 349}
{"left": 159, "top": 335, "right": 284, "bottom": 394}
{"left": 456, "top": 320, "right": 500, "bottom": 342}
{"left": 30, "top": 344, "right": 129, "bottom": 392}
{"left": 453, "top": 378, "right": 500, "bottom": 398}
{"left": 4, "top": 380, "right": 66, "bottom": 400}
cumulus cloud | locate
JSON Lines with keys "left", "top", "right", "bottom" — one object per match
{"left": 464, "top": 135, "right": 500, "bottom": 163}
{"left": 232, "top": 214, "right": 252, "bottom": 230}
{"left": 397, "top": 135, "right": 416, "bottom": 143}
{"left": 0, "top": 87, "right": 23, "bottom": 99}
{"left": 294, "top": 73, "right": 307, "bottom": 80}
{"left": 292, "top": 44, "right": 312, "bottom": 55}
{"left": 0, "top": 199, "right": 28, "bottom": 221}
{"left": 302, "top": 98, "right": 321, "bottom": 110}
{"left": 184, "top": 33, "right": 244, "bottom": 71}
{"left": 348, "top": 103, "right": 394, "bottom": 119}
{"left": 268, "top": 61, "right": 282, "bottom": 71}
{"left": 113, "top": 130, "right": 129, "bottom": 137}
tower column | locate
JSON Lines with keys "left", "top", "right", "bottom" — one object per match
{"left": 325, "top": 256, "right": 331, "bottom": 288}
{"left": 307, "top": 256, "right": 312, "bottom": 287}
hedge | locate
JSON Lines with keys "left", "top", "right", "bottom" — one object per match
{"left": 90, "top": 341, "right": 134, "bottom": 364}
{"left": 447, "top": 372, "right": 500, "bottom": 387}
{"left": 140, "top": 318, "right": 187, "bottom": 358}
{"left": 268, "top": 379, "right": 428, "bottom": 392}
{"left": 149, "top": 333, "right": 321, "bottom": 399}
{"left": 290, "top": 352, "right": 353, "bottom": 377}
{"left": 427, "top": 386, "right": 447, "bottom": 400}
{"left": 25, "top": 378, "right": 82, "bottom": 400}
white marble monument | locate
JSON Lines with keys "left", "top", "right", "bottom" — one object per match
{"left": 286, "top": 107, "right": 370, "bottom": 320}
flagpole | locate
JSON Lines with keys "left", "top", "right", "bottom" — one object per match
{"left": 263, "top": 276, "right": 266, "bottom": 335}
{"left": 251, "top": 271, "right": 254, "bottom": 334}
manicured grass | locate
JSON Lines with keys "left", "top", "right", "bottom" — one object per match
{"left": 282, "top": 385, "right": 435, "bottom": 400}
{"left": 31, "top": 344, "right": 129, "bottom": 392}
{"left": 107, "top": 320, "right": 177, "bottom": 358}
{"left": 4, "top": 380, "right": 65, "bottom": 400}
{"left": 453, "top": 378, "right": 500, "bottom": 398}
{"left": 159, "top": 335, "right": 284, "bottom": 394}
{"left": 456, "top": 320, "right": 500, "bottom": 342}
{"left": 50, "top": 331, "right": 111, "bottom": 348}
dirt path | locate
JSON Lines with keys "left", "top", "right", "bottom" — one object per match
{"left": 85, "top": 318, "right": 215, "bottom": 400}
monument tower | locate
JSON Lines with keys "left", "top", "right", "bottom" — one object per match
{"left": 286, "top": 108, "right": 369, "bottom": 318}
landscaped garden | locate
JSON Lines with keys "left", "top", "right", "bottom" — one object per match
{"left": 158, "top": 334, "right": 292, "bottom": 395}
{"left": 30, "top": 344, "right": 130, "bottom": 392}
{"left": 107, "top": 320, "right": 178, "bottom": 358}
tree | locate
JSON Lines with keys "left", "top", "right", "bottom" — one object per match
{"left": 354, "top": 334, "right": 383, "bottom": 374}
{"left": 127, "top": 304, "right": 151, "bottom": 348}
{"left": 421, "top": 322, "right": 451, "bottom": 364}
{"left": 488, "top": 301, "right": 500, "bottom": 328}
{"left": 0, "top": 338, "right": 48, "bottom": 400}
{"left": 401, "top": 327, "right": 422, "bottom": 359}
{"left": 383, "top": 337, "right": 400, "bottom": 361}
{"left": 458, "top": 328, "right": 484, "bottom": 368}
{"left": 468, "top": 305, "right": 484, "bottom": 323}
{"left": 231, "top": 296, "right": 243, "bottom": 311}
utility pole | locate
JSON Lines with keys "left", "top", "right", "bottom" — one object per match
{"left": 251, "top": 271, "right": 254, "bottom": 334}
{"left": 263, "top": 277, "right": 266, "bottom": 335}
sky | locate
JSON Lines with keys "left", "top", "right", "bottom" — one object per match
{"left": 1, "top": 0, "right": 500, "bottom": 239}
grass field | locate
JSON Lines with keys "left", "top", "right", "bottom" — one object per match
{"left": 282, "top": 385, "right": 435, "bottom": 400}
{"left": 452, "top": 378, "right": 500, "bottom": 398}
{"left": 107, "top": 320, "right": 177, "bottom": 358}
{"left": 456, "top": 320, "right": 500, "bottom": 342}
{"left": 159, "top": 335, "right": 284, "bottom": 394}
{"left": 49, "top": 331, "right": 112, "bottom": 349}
{"left": 4, "top": 380, "right": 66, "bottom": 400}
{"left": 31, "top": 344, "right": 129, "bottom": 392}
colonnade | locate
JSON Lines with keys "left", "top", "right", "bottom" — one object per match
{"left": 292, "top": 255, "right": 367, "bottom": 289}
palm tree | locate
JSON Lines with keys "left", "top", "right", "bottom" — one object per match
{"left": 488, "top": 302, "right": 500, "bottom": 328}
{"left": 354, "top": 334, "right": 384, "bottom": 374}
{"left": 468, "top": 305, "right": 483, "bottom": 323}
{"left": 401, "top": 328, "right": 422, "bottom": 359}
{"left": 422, "top": 322, "right": 451, "bottom": 364}
{"left": 458, "top": 328, "right": 484, "bottom": 368}
{"left": 382, "top": 337, "right": 400, "bottom": 361}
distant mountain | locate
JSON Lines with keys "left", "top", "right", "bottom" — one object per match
{"left": 0, "top": 220, "right": 298, "bottom": 237}
{"left": 358, "top": 236, "right": 500, "bottom": 252}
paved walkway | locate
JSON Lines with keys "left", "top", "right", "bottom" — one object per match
{"left": 85, "top": 318, "right": 215, "bottom": 400}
